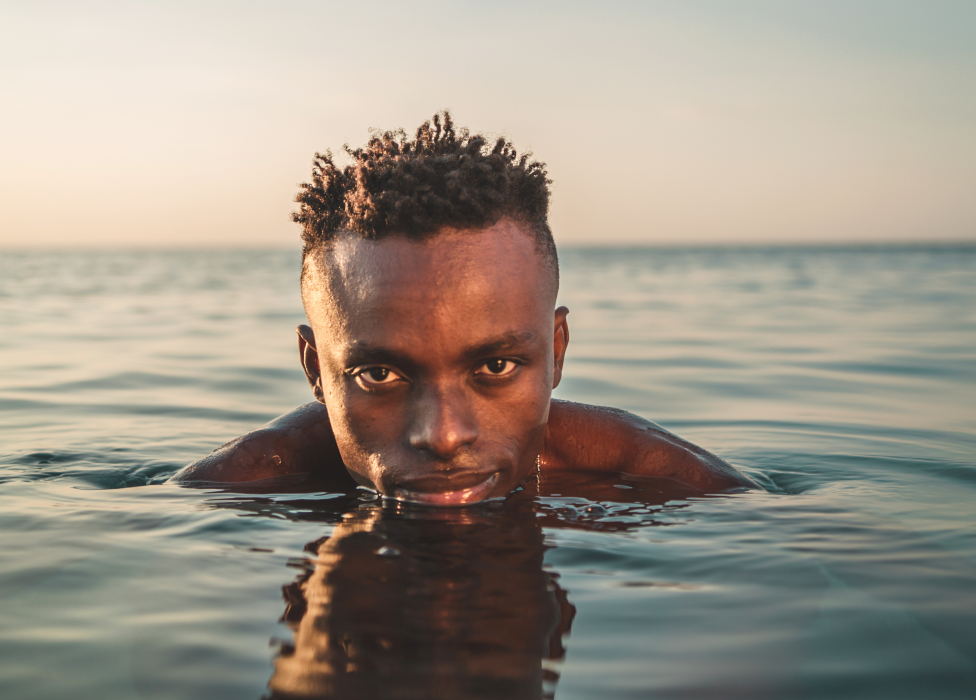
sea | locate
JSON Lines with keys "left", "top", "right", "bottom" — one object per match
{"left": 1, "top": 245, "right": 974, "bottom": 699}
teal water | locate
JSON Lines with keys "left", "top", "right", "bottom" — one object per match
{"left": 1, "top": 246, "right": 975, "bottom": 698}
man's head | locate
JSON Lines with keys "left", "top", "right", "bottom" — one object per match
{"left": 293, "top": 112, "right": 567, "bottom": 505}
{"left": 293, "top": 110, "right": 558, "bottom": 291}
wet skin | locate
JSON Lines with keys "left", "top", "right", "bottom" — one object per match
{"left": 173, "top": 219, "right": 756, "bottom": 497}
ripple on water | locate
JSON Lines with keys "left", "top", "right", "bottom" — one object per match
{"left": 2, "top": 449, "right": 177, "bottom": 489}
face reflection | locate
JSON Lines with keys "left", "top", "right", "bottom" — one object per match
{"left": 270, "top": 500, "right": 575, "bottom": 699}
{"left": 299, "top": 219, "right": 568, "bottom": 505}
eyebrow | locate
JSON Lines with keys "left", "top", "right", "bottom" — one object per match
{"left": 464, "top": 331, "right": 536, "bottom": 358}
{"left": 341, "top": 331, "right": 536, "bottom": 369}
{"left": 342, "top": 345, "right": 412, "bottom": 369}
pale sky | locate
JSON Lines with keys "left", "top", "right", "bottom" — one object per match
{"left": 2, "top": 0, "right": 974, "bottom": 248}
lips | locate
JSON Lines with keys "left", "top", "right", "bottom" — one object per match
{"left": 392, "top": 471, "right": 500, "bottom": 507}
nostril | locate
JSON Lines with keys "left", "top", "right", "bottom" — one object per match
{"left": 407, "top": 389, "right": 478, "bottom": 458}
{"left": 408, "top": 416, "right": 478, "bottom": 458}
{"left": 410, "top": 427, "right": 478, "bottom": 460}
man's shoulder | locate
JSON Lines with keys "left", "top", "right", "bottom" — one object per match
{"left": 545, "top": 399, "right": 676, "bottom": 454}
{"left": 544, "top": 399, "right": 757, "bottom": 491}
{"left": 171, "top": 402, "right": 348, "bottom": 485}
{"left": 171, "top": 428, "right": 294, "bottom": 484}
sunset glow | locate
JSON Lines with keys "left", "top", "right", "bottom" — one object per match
{"left": 2, "top": 0, "right": 974, "bottom": 247}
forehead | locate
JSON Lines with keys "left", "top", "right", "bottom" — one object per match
{"left": 303, "top": 220, "right": 553, "bottom": 339}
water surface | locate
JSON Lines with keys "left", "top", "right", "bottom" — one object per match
{"left": 1, "top": 246, "right": 975, "bottom": 698}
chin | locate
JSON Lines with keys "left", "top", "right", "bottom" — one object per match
{"left": 392, "top": 472, "right": 504, "bottom": 507}
{"left": 352, "top": 445, "right": 537, "bottom": 507}
{"left": 378, "top": 459, "right": 530, "bottom": 507}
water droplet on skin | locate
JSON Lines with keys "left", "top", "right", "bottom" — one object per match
{"left": 376, "top": 545, "right": 401, "bottom": 557}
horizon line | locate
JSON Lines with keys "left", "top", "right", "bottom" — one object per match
{"left": 2, "top": 238, "right": 975, "bottom": 253}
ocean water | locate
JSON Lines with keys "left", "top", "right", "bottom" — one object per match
{"left": 1, "top": 245, "right": 975, "bottom": 699}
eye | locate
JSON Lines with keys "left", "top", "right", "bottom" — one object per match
{"left": 354, "top": 366, "right": 403, "bottom": 387}
{"left": 476, "top": 359, "right": 518, "bottom": 377}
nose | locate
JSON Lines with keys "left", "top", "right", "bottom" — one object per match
{"left": 407, "top": 384, "right": 478, "bottom": 461}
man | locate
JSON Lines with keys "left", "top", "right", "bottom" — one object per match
{"left": 174, "top": 112, "right": 755, "bottom": 502}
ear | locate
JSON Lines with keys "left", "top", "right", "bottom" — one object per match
{"left": 552, "top": 306, "right": 570, "bottom": 389}
{"left": 297, "top": 325, "right": 326, "bottom": 404}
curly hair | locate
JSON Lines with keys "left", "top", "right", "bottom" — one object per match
{"left": 293, "top": 110, "right": 558, "bottom": 289}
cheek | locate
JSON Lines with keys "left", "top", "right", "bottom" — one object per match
{"left": 323, "top": 385, "right": 405, "bottom": 466}
{"left": 480, "top": 377, "right": 551, "bottom": 445}
{"left": 325, "top": 408, "right": 386, "bottom": 490}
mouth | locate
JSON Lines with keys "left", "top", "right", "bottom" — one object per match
{"left": 392, "top": 471, "right": 500, "bottom": 507}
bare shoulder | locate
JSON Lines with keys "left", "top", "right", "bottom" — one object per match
{"left": 543, "top": 399, "right": 757, "bottom": 491}
{"left": 170, "top": 402, "right": 351, "bottom": 486}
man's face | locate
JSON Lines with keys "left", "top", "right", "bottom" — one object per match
{"left": 299, "top": 219, "right": 568, "bottom": 506}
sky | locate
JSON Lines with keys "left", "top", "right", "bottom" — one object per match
{"left": 1, "top": 0, "right": 974, "bottom": 248}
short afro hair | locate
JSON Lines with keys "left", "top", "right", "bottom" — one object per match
{"left": 293, "top": 110, "right": 558, "bottom": 288}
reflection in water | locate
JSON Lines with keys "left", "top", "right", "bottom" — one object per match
{"left": 222, "top": 472, "right": 694, "bottom": 699}
{"left": 267, "top": 491, "right": 576, "bottom": 700}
